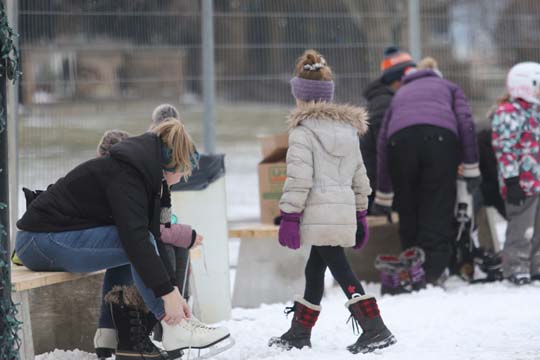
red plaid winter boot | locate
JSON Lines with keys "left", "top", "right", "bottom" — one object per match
{"left": 345, "top": 295, "right": 396, "bottom": 354}
{"left": 268, "top": 297, "right": 321, "bottom": 350}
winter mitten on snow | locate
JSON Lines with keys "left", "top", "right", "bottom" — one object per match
{"left": 374, "top": 255, "right": 411, "bottom": 295}
{"left": 505, "top": 177, "right": 526, "bottom": 206}
{"left": 278, "top": 211, "right": 302, "bottom": 250}
{"left": 354, "top": 210, "right": 369, "bottom": 250}
{"left": 399, "top": 247, "right": 426, "bottom": 291}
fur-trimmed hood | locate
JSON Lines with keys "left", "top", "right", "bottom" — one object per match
{"left": 287, "top": 102, "right": 369, "bottom": 135}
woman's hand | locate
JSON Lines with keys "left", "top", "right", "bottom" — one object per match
{"left": 193, "top": 234, "right": 204, "bottom": 248}
{"left": 161, "top": 286, "right": 191, "bottom": 325}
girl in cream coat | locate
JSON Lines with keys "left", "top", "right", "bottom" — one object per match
{"left": 268, "top": 50, "right": 396, "bottom": 355}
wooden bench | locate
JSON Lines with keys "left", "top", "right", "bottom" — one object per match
{"left": 227, "top": 215, "right": 400, "bottom": 308}
{"left": 11, "top": 267, "right": 105, "bottom": 360}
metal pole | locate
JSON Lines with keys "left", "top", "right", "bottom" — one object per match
{"left": 408, "top": 0, "right": 421, "bottom": 61}
{"left": 6, "top": 0, "right": 17, "bottom": 252}
{"left": 202, "top": 0, "right": 216, "bottom": 154}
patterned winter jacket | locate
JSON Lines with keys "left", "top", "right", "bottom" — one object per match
{"left": 491, "top": 98, "right": 540, "bottom": 198}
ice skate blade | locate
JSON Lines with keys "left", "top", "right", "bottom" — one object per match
{"left": 347, "top": 334, "right": 397, "bottom": 354}
{"left": 167, "top": 335, "right": 234, "bottom": 360}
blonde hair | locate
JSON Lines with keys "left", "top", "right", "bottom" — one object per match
{"left": 97, "top": 129, "right": 130, "bottom": 157}
{"left": 151, "top": 119, "right": 196, "bottom": 178}
{"left": 417, "top": 56, "right": 438, "bottom": 71}
{"left": 294, "top": 49, "right": 333, "bottom": 81}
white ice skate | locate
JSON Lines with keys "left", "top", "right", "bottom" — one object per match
{"left": 162, "top": 317, "right": 234, "bottom": 359}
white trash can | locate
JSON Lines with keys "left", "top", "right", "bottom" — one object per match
{"left": 170, "top": 154, "right": 232, "bottom": 323}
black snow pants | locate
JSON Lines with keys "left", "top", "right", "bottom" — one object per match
{"left": 387, "top": 125, "right": 459, "bottom": 283}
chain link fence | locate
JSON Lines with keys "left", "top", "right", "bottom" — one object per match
{"left": 14, "top": 0, "right": 540, "bottom": 219}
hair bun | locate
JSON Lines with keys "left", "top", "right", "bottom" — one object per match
{"left": 295, "top": 49, "right": 333, "bottom": 81}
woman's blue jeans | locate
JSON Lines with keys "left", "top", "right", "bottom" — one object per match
{"left": 15, "top": 226, "right": 166, "bottom": 319}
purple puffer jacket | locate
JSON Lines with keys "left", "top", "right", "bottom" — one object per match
{"left": 376, "top": 70, "right": 479, "bottom": 203}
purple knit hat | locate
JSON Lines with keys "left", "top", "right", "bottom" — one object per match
{"left": 290, "top": 77, "right": 335, "bottom": 102}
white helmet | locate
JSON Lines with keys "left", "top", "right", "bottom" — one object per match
{"left": 507, "top": 62, "right": 540, "bottom": 105}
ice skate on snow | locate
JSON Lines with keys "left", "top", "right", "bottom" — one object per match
{"left": 507, "top": 273, "right": 531, "bottom": 286}
{"left": 374, "top": 254, "right": 411, "bottom": 295}
{"left": 161, "top": 316, "right": 234, "bottom": 359}
{"left": 345, "top": 294, "right": 396, "bottom": 354}
{"left": 268, "top": 297, "right": 321, "bottom": 350}
{"left": 471, "top": 248, "right": 503, "bottom": 283}
{"left": 105, "top": 286, "right": 169, "bottom": 360}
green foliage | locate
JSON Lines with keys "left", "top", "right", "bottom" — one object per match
{"left": 0, "top": 2, "right": 22, "bottom": 359}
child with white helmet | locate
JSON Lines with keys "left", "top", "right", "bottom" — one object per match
{"left": 491, "top": 62, "right": 540, "bottom": 285}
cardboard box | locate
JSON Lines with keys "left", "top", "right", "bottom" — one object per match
{"left": 258, "top": 133, "right": 288, "bottom": 224}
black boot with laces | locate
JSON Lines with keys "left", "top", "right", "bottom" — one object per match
{"left": 268, "top": 297, "right": 321, "bottom": 350}
{"left": 345, "top": 294, "right": 396, "bottom": 354}
{"left": 105, "top": 286, "right": 171, "bottom": 360}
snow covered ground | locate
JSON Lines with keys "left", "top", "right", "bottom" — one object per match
{"left": 37, "top": 278, "right": 540, "bottom": 360}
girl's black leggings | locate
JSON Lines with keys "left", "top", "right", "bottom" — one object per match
{"left": 303, "top": 245, "right": 365, "bottom": 305}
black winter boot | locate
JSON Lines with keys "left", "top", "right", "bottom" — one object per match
{"left": 268, "top": 297, "right": 321, "bottom": 350}
{"left": 346, "top": 295, "right": 396, "bottom": 354}
{"left": 105, "top": 286, "right": 169, "bottom": 360}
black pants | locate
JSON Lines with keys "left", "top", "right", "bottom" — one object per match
{"left": 303, "top": 245, "right": 365, "bottom": 305}
{"left": 388, "top": 125, "right": 459, "bottom": 283}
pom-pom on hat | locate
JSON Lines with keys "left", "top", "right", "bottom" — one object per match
{"left": 380, "top": 46, "right": 416, "bottom": 84}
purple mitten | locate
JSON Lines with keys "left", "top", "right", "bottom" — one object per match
{"left": 278, "top": 211, "right": 301, "bottom": 250}
{"left": 353, "top": 210, "right": 369, "bottom": 250}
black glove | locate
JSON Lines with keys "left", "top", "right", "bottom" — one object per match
{"left": 505, "top": 177, "right": 526, "bottom": 206}
{"left": 464, "top": 176, "right": 482, "bottom": 194}
{"left": 371, "top": 203, "right": 393, "bottom": 223}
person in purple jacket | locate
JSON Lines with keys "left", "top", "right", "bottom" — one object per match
{"left": 373, "top": 61, "right": 481, "bottom": 285}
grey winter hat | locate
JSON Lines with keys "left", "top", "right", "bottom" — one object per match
{"left": 151, "top": 104, "right": 180, "bottom": 127}
{"left": 290, "top": 77, "right": 335, "bottom": 102}
{"left": 97, "top": 129, "right": 130, "bottom": 157}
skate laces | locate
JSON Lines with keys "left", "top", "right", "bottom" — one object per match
{"left": 346, "top": 315, "right": 361, "bottom": 336}
{"left": 188, "top": 317, "right": 215, "bottom": 332}
{"left": 284, "top": 305, "right": 295, "bottom": 318}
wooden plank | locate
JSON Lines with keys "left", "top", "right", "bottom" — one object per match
{"left": 11, "top": 267, "right": 105, "bottom": 292}
{"left": 228, "top": 214, "right": 399, "bottom": 239}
